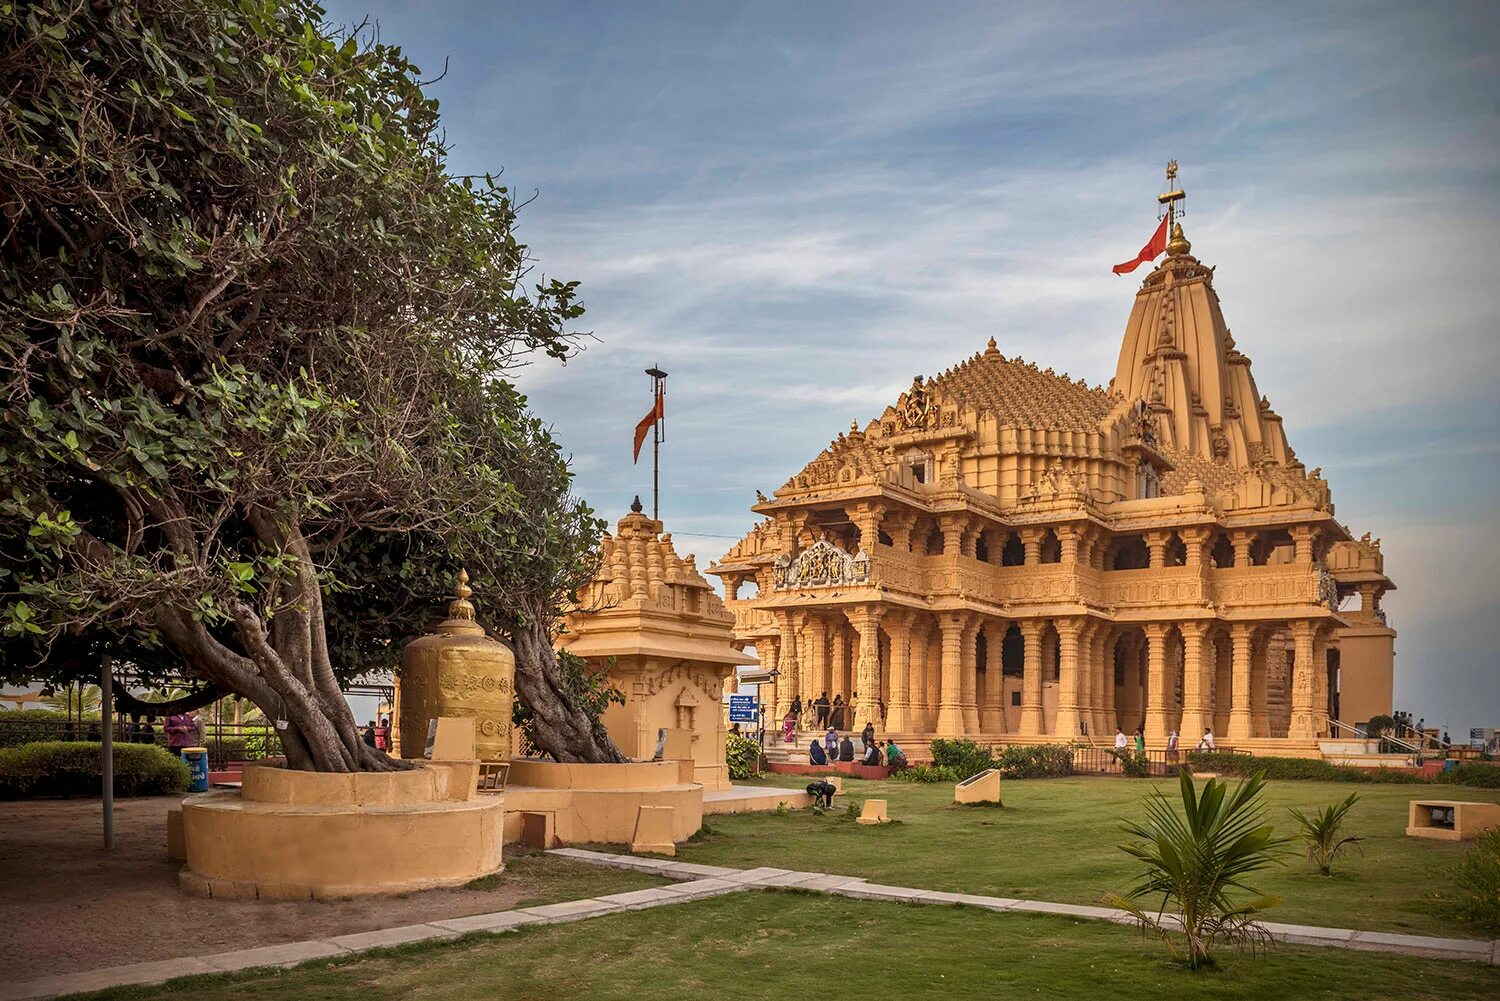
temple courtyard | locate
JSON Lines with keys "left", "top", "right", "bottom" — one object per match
{"left": 7, "top": 775, "right": 1498, "bottom": 1000}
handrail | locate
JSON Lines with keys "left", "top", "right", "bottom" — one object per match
{"left": 1326, "top": 717, "right": 1424, "bottom": 757}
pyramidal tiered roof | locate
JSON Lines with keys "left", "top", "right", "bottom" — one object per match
{"left": 927, "top": 337, "right": 1116, "bottom": 432}
{"left": 561, "top": 500, "right": 753, "bottom": 667}
{"left": 765, "top": 216, "right": 1329, "bottom": 511}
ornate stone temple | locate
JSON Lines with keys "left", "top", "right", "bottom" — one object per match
{"left": 559, "top": 499, "right": 754, "bottom": 789}
{"left": 708, "top": 189, "right": 1396, "bottom": 757}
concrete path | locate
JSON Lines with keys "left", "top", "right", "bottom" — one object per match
{"left": 3, "top": 850, "right": 1495, "bottom": 1001}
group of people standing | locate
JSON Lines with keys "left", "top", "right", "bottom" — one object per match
{"left": 781, "top": 692, "right": 887, "bottom": 743}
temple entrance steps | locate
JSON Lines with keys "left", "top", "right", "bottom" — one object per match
{"left": 1318, "top": 738, "right": 1419, "bottom": 770}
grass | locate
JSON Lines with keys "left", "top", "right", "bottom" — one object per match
{"left": 687, "top": 774, "right": 1500, "bottom": 937}
{"left": 69, "top": 890, "right": 1500, "bottom": 1001}
{"left": 458, "top": 850, "right": 669, "bottom": 902}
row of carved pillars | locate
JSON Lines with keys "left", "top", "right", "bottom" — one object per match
{"left": 755, "top": 609, "right": 1336, "bottom": 743}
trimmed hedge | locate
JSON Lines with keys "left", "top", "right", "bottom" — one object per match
{"left": 0, "top": 741, "right": 189, "bottom": 798}
{"left": 913, "top": 740, "right": 1077, "bottom": 782}
{"left": 1186, "top": 751, "right": 1425, "bottom": 784}
{"left": 1436, "top": 763, "right": 1500, "bottom": 789}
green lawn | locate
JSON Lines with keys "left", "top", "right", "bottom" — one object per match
{"left": 679, "top": 774, "right": 1500, "bottom": 938}
{"left": 73, "top": 891, "right": 1500, "bottom": 1001}
{"left": 460, "top": 849, "right": 670, "bottom": 902}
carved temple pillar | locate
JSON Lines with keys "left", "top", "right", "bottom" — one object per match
{"left": 1020, "top": 528, "right": 1043, "bottom": 567}
{"left": 761, "top": 635, "right": 783, "bottom": 719}
{"left": 847, "top": 605, "right": 885, "bottom": 731}
{"left": 849, "top": 502, "right": 886, "bottom": 552}
{"left": 808, "top": 616, "right": 830, "bottom": 704}
{"left": 1058, "top": 525, "right": 1080, "bottom": 564}
{"left": 960, "top": 618, "right": 981, "bottom": 732}
{"left": 1228, "top": 623, "right": 1254, "bottom": 740}
{"left": 1231, "top": 530, "right": 1254, "bottom": 568}
{"left": 938, "top": 514, "right": 968, "bottom": 559}
{"left": 1182, "top": 527, "right": 1211, "bottom": 571}
{"left": 1145, "top": 531, "right": 1170, "bottom": 570}
{"left": 1018, "top": 618, "right": 1044, "bottom": 735}
{"left": 1289, "top": 620, "right": 1319, "bottom": 738}
{"left": 884, "top": 611, "right": 913, "bottom": 732}
{"left": 1250, "top": 630, "right": 1270, "bottom": 737}
{"left": 1143, "top": 622, "right": 1170, "bottom": 742}
{"left": 1312, "top": 629, "right": 1331, "bottom": 728}
{"left": 1093, "top": 626, "right": 1114, "bottom": 737}
{"left": 1291, "top": 525, "right": 1316, "bottom": 564}
{"left": 1054, "top": 617, "right": 1083, "bottom": 739}
{"left": 980, "top": 619, "right": 1006, "bottom": 734}
{"left": 1178, "top": 620, "right": 1210, "bottom": 739}
{"left": 885, "top": 510, "right": 917, "bottom": 553}
{"left": 936, "top": 611, "right": 970, "bottom": 735}
{"left": 773, "top": 614, "right": 797, "bottom": 719}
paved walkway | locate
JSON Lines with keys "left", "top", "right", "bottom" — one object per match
{"left": 3, "top": 850, "right": 1496, "bottom": 1000}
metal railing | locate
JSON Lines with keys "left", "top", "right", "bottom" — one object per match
{"left": 1070, "top": 745, "right": 1182, "bottom": 777}
{"left": 1326, "top": 717, "right": 1425, "bottom": 759}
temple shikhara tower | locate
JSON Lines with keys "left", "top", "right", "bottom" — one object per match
{"left": 709, "top": 166, "right": 1395, "bottom": 756}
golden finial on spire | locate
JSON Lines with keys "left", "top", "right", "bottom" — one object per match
{"left": 1158, "top": 160, "right": 1186, "bottom": 233}
{"left": 448, "top": 568, "right": 476, "bottom": 621}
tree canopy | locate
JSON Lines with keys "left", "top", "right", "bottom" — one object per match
{"left": 1, "top": 0, "right": 624, "bottom": 769}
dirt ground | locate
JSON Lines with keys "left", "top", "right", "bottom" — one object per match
{"left": 0, "top": 795, "right": 603, "bottom": 984}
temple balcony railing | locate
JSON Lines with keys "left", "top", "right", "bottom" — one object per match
{"left": 1099, "top": 566, "right": 1208, "bottom": 609}
{"left": 730, "top": 604, "right": 778, "bottom": 635}
{"left": 1206, "top": 563, "right": 1327, "bottom": 611}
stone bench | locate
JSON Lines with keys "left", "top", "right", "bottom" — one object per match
{"left": 1405, "top": 799, "right": 1500, "bottom": 841}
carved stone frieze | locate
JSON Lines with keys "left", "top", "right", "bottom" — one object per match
{"left": 773, "top": 539, "right": 870, "bottom": 590}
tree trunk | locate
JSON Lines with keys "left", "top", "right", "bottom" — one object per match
{"left": 511, "top": 619, "right": 627, "bottom": 763}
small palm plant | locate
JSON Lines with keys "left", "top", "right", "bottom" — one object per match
{"left": 1107, "top": 770, "right": 1289, "bottom": 969}
{"left": 1289, "top": 793, "right": 1363, "bottom": 876}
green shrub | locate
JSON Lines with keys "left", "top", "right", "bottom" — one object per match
{"left": 1289, "top": 793, "right": 1363, "bottom": 876}
{"left": 1108, "top": 771, "right": 1289, "bottom": 969}
{"left": 1450, "top": 828, "right": 1500, "bottom": 928}
{"left": 929, "top": 739, "right": 995, "bottom": 780}
{"left": 891, "top": 764, "right": 959, "bottom": 784}
{"left": 1435, "top": 763, "right": 1500, "bottom": 789}
{"left": 0, "top": 741, "right": 189, "bottom": 798}
{"left": 724, "top": 731, "right": 761, "bottom": 781}
{"left": 1185, "top": 752, "right": 1424, "bottom": 784}
{"left": 1108, "top": 747, "right": 1151, "bottom": 778}
{"left": 998, "top": 743, "right": 1074, "bottom": 779}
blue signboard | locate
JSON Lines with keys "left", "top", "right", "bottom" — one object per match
{"left": 728, "top": 694, "right": 758, "bottom": 723}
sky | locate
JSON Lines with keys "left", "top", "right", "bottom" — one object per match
{"left": 325, "top": 0, "right": 1500, "bottom": 735}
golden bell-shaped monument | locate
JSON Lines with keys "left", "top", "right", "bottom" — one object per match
{"left": 399, "top": 570, "right": 515, "bottom": 761}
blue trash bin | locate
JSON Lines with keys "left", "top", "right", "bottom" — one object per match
{"left": 1443, "top": 758, "right": 1459, "bottom": 772}
{"left": 182, "top": 747, "right": 210, "bottom": 792}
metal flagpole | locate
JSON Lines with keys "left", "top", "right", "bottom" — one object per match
{"left": 645, "top": 365, "right": 667, "bottom": 520}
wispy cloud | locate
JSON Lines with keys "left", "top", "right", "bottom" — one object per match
{"left": 326, "top": 0, "right": 1500, "bottom": 729}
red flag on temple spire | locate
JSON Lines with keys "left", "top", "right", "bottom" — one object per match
{"left": 632, "top": 386, "right": 663, "bottom": 464}
{"left": 1112, "top": 215, "right": 1169, "bottom": 275}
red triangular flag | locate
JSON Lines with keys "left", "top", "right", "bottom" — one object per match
{"left": 1112, "top": 216, "right": 1169, "bottom": 275}
{"left": 632, "top": 390, "right": 663, "bottom": 463}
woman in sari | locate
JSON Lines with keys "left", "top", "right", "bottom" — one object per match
{"left": 781, "top": 712, "right": 797, "bottom": 743}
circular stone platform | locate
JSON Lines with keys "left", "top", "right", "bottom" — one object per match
{"left": 179, "top": 760, "right": 503, "bottom": 900}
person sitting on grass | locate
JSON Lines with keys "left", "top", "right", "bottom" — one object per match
{"left": 809, "top": 739, "right": 828, "bottom": 766}
{"left": 806, "top": 779, "right": 836, "bottom": 809}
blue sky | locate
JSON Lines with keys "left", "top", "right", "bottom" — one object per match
{"left": 325, "top": 1, "right": 1499, "bottom": 734}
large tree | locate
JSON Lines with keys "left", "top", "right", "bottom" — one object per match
{"left": 0, "top": 0, "right": 626, "bottom": 770}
